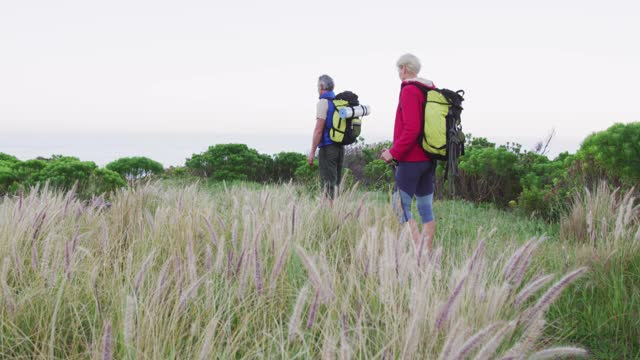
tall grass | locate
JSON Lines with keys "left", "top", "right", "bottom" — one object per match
{"left": 548, "top": 182, "right": 640, "bottom": 358}
{"left": 0, "top": 182, "right": 588, "bottom": 358}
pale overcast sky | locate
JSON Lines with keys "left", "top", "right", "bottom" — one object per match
{"left": 1, "top": 0, "right": 638, "bottom": 157}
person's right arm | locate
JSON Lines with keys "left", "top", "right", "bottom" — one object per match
{"left": 308, "top": 118, "right": 325, "bottom": 165}
{"left": 308, "top": 99, "right": 328, "bottom": 165}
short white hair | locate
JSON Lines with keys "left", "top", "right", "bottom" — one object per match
{"left": 396, "top": 53, "right": 421, "bottom": 75}
{"left": 318, "top": 74, "right": 334, "bottom": 91}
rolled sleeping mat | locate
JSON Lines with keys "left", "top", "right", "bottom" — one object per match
{"left": 339, "top": 105, "right": 371, "bottom": 119}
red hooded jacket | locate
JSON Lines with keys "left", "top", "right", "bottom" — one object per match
{"left": 389, "top": 78, "right": 436, "bottom": 162}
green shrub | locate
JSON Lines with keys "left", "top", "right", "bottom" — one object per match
{"left": 0, "top": 153, "right": 19, "bottom": 163}
{"left": 293, "top": 160, "right": 318, "bottom": 185}
{"left": 456, "top": 146, "right": 521, "bottom": 205}
{"left": 343, "top": 140, "right": 392, "bottom": 189}
{"left": 106, "top": 156, "right": 164, "bottom": 181}
{"left": 517, "top": 152, "right": 576, "bottom": 220}
{"left": 185, "top": 144, "right": 269, "bottom": 182}
{"left": 90, "top": 168, "right": 128, "bottom": 194}
{"left": 0, "top": 163, "right": 15, "bottom": 195}
{"left": 363, "top": 159, "right": 394, "bottom": 191}
{"left": 272, "top": 152, "right": 306, "bottom": 183}
{"left": 164, "top": 166, "right": 189, "bottom": 178}
{"left": 28, "top": 156, "right": 98, "bottom": 192}
{"left": 578, "top": 122, "right": 640, "bottom": 185}
{"left": 0, "top": 154, "right": 127, "bottom": 198}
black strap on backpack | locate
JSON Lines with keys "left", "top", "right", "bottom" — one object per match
{"left": 439, "top": 89, "right": 465, "bottom": 196}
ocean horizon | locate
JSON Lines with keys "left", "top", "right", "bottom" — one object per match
{"left": 0, "top": 132, "right": 582, "bottom": 168}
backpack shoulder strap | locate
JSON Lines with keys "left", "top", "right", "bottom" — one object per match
{"left": 401, "top": 82, "right": 432, "bottom": 96}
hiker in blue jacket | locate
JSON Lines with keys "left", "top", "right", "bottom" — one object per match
{"left": 308, "top": 74, "right": 344, "bottom": 203}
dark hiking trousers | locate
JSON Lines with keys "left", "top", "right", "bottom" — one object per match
{"left": 318, "top": 143, "right": 344, "bottom": 199}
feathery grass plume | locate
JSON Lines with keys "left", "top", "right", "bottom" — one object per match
{"left": 91, "top": 264, "right": 102, "bottom": 314}
{"left": 39, "top": 234, "right": 53, "bottom": 284}
{"left": 291, "top": 204, "right": 296, "bottom": 237}
{"left": 587, "top": 209, "right": 595, "bottom": 245}
{"left": 288, "top": 284, "right": 309, "bottom": 343}
{"left": 177, "top": 275, "right": 205, "bottom": 314}
{"left": 226, "top": 250, "right": 234, "bottom": 278}
{"left": 437, "top": 321, "right": 468, "bottom": 360}
{"left": 62, "top": 182, "right": 77, "bottom": 216}
{"left": 306, "top": 289, "right": 321, "bottom": 330}
{"left": 135, "top": 250, "right": 156, "bottom": 294}
{"left": 187, "top": 234, "right": 198, "bottom": 283}
{"left": 403, "top": 275, "right": 428, "bottom": 358}
{"left": 354, "top": 194, "right": 366, "bottom": 219}
{"left": 435, "top": 274, "right": 468, "bottom": 331}
{"left": 260, "top": 191, "right": 270, "bottom": 212}
{"left": 215, "top": 213, "right": 225, "bottom": 230}
{"left": 176, "top": 191, "right": 183, "bottom": 211}
{"left": 64, "top": 240, "right": 71, "bottom": 280}
{"left": 467, "top": 230, "right": 491, "bottom": 274}
{"left": 154, "top": 256, "right": 173, "bottom": 304}
{"left": 317, "top": 255, "right": 335, "bottom": 303}
{"left": 174, "top": 256, "right": 185, "bottom": 294}
{"left": 354, "top": 300, "right": 364, "bottom": 345}
{"left": 17, "top": 187, "right": 23, "bottom": 213}
{"left": 102, "top": 321, "right": 113, "bottom": 360}
{"left": 75, "top": 205, "right": 84, "bottom": 220}
{"left": 144, "top": 208, "right": 155, "bottom": 231}
{"left": 528, "top": 346, "right": 589, "bottom": 359}
{"left": 71, "top": 224, "right": 80, "bottom": 254}
{"left": 502, "top": 237, "right": 536, "bottom": 284}
{"left": 451, "top": 322, "right": 502, "bottom": 360}
{"left": 522, "top": 267, "right": 588, "bottom": 326}
{"left": 31, "top": 241, "right": 38, "bottom": 272}
{"left": 32, "top": 208, "right": 47, "bottom": 241}
{"left": 203, "top": 215, "right": 219, "bottom": 246}
{"left": 269, "top": 242, "right": 289, "bottom": 291}
{"left": 205, "top": 245, "right": 213, "bottom": 273}
{"left": 322, "top": 332, "right": 337, "bottom": 360}
{"left": 511, "top": 237, "right": 544, "bottom": 287}
{"left": 1, "top": 257, "right": 15, "bottom": 314}
{"left": 514, "top": 274, "right": 554, "bottom": 308}
{"left": 416, "top": 232, "right": 427, "bottom": 267}
{"left": 101, "top": 220, "right": 109, "bottom": 255}
{"left": 123, "top": 295, "right": 136, "bottom": 353}
{"left": 238, "top": 251, "right": 251, "bottom": 297}
{"left": 235, "top": 248, "right": 246, "bottom": 277}
{"left": 214, "top": 236, "right": 225, "bottom": 274}
{"left": 505, "top": 316, "right": 546, "bottom": 356}
{"left": 254, "top": 232, "right": 263, "bottom": 295}
{"left": 198, "top": 314, "right": 220, "bottom": 360}
{"left": 340, "top": 310, "right": 351, "bottom": 360}
{"left": 472, "top": 321, "right": 517, "bottom": 360}
{"left": 296, "top": 246, "right": 328, "bottom": 300}
{"left": 231, "top": 220, "right": 239, "bottom": 249}
{"left": 12, "top": 239, "right": 23, "bottom": 282}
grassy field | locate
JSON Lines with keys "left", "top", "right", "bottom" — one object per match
{"left": 0, "top": 181, "right": 637, "bottom": 359}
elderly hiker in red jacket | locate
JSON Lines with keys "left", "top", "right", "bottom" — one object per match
{"left": 381, "top": 53, "right": 436, "bottom": 252}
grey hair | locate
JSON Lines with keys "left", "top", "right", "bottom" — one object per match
{"left": 396, "top": 53, "right": 421, "bottom": 75}
{"left": 318, "top": 74, "right": 334, "bottom": 91}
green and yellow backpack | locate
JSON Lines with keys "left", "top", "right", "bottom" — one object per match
{"left": 328, "top": 91, "right": 362, "bottom": 146}
{"left": 403, "top": 83, "right": 465, "bottom": 191}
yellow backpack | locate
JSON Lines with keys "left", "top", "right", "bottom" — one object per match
{"left": 328, "top": 91, "right": 362, "bottom": 145}
{"left": 404, "top": 83, "right": 466, "bottom": 191}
